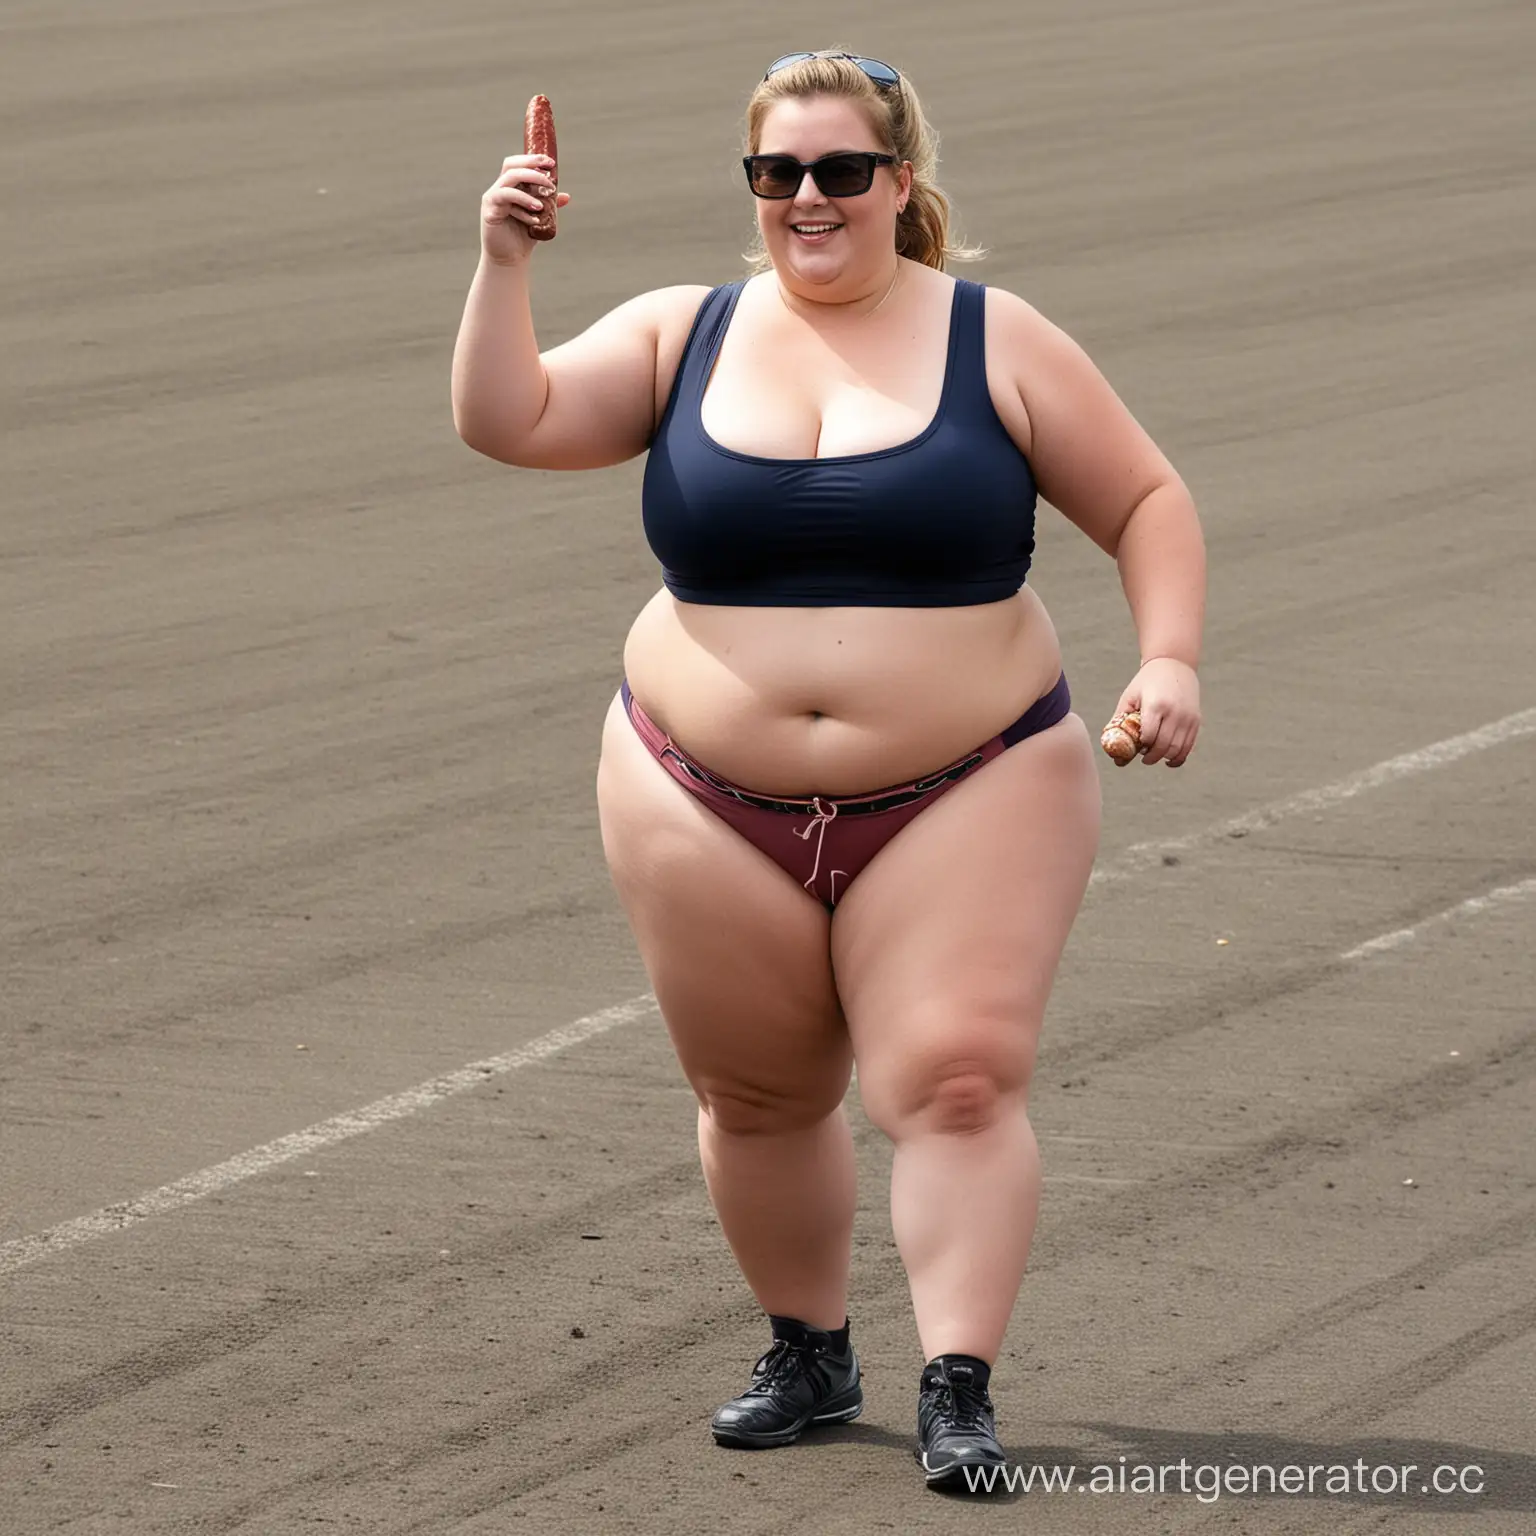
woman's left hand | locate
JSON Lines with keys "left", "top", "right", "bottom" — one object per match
{"left": 1115, "top": 658, "right": 1201, "bottom": 766}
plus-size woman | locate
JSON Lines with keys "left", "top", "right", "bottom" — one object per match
{"left": 452, "top": 49, "right": 1205, "bottom": 1490}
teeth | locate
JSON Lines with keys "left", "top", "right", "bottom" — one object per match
{"left": 793, "top": 224, "right": 839, "bottom": 234}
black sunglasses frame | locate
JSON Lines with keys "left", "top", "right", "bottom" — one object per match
{"left": 763, "top": 52, "right": 902, "bottom": 91}
{"left": 742, "top": 151, "right": 898, "bottom": 200}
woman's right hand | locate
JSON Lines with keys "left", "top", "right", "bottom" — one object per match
{"left": 480, "top": 154, "right": 569, "bottom": 267}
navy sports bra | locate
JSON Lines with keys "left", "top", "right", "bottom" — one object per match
{"left": 641, "top": 277, "right": 1038, "bottom": 607}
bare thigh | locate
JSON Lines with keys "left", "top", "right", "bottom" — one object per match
{"left": 830, "top": 714, "right": 1102, "bottom": 1126}
{"left": 595, "top": 692, "right": 851, "bottom": 1121}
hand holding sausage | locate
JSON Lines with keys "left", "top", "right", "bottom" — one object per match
{"left": 478, "top": 97, "right": 568, "bottom": 266}
{"left": 1107, "top": 658, "right": 1201, "bottom": 767}
{"left": 480, "top": 155, "right": 567, "bottom": 266}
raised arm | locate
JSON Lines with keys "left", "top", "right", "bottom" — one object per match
{"left": 451, "top": 147, "right": 706, "bottom": 470}
{"left": 991, "top": 288, "right": 1207, "bottom": 766}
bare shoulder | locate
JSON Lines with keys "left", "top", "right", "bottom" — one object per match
{"left": 646, "top": 281, "right": 715, "bottom": 322}
{"left": 977, "top": 284, "right": 1067, "bottom": 458}
{"left": 980, "top": 284, "right": 1088, "bottom": 376}
{"left": 979, "top": 282, "right": 1179, "bottom": 549}
{"left": 560, "top": 281, "right": 709, "bottom": 351}
{"left": 646, "top": 282, "right": 714, "bottom": 362}
{"left": 980, "top": 284, "right": 1120, "bottom": 448}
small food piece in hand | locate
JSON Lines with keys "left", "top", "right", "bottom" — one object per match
{"left": 1100, "top": 710, "right": 1143, "bottom": 766}
{"left": 523, "top": 94, "right": 558, "bottom": 240}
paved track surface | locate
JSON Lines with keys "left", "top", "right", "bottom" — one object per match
{"left": 3, "top": 1, "right": 1533, "bottom": 1530}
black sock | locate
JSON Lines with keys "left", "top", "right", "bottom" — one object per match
{"left": 926, "top": 1352, "right": 991, "bottom": 1390}
{"left": 769, "top": 1314, "right": 851, "bottom": 1353}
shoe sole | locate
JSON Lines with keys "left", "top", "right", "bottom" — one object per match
{"left": 711, "top": 1390, "right": 864, "bottom": 1449}
{"left": 917, "top": 1448, "right": 1007, "bottom": 1491}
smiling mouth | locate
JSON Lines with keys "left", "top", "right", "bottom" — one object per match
{"left": 790, "top": 223, "right": 842, "bottom": 238}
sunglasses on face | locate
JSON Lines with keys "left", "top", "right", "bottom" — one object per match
{"left": 763, "top": 52, "right": 902, "bottom": 91}
{"left": 743, "top": 150, "right": 898, "bottom": 199}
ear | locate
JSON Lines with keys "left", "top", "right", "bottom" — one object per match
{"left": 896, "top": 159, "right": 914, "bottom": 212}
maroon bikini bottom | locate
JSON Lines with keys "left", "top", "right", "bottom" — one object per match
{"left": 619, "top": 674, "right": 1071, "bottom": 911}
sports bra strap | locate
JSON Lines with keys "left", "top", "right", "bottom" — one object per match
{"left": 944, "top": 278, "right": 992, "bottom": 418}
{"left": 678, "top": 281, "right": 745, "bottom": 407}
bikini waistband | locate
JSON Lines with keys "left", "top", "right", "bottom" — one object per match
{"left": 620, "top": 673, "right": 1070, "bottom": 818}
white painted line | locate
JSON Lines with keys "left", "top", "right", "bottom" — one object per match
{"left": 0, "top": 994, "right": 657, "bottom": 1277}
{"left": 4, "top": 704, "right": 1533, "bottom": 1276}
{"left": 1341, "top": 876, "right": 1536, "bottom": 961}
{"left": 1092, "top": 704, "right": 1536, "bottom": 885}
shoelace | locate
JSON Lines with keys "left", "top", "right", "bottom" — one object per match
{"left": 746, "top": 1338, "right": 817, "bottom": 1394}
{"left": 925, "top": 1377, "right": 991, "bottom": 1432}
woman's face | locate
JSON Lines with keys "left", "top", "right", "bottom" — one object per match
{"left": 753, "top": 95, "right": 911, "bottom": 292}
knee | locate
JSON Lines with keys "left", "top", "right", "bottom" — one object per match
{"left": 924, "top": 1068, "right": 1013, "bottom": 1137}
{"left": 697, "top": 1076, "right": 846, "bottom": 1138}
{"left": 866, "top": 1041, "right": 1035, "bottom": 1140}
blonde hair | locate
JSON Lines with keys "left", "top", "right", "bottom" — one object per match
{"left": 742, "top": 51, "right": 985, "bottom": 273}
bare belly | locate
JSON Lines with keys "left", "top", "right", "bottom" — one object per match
{"left": 620, "top": 586, "right": 1066, "bottom": 795}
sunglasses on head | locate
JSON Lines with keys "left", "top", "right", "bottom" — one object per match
{"left": 763, "top": 52, "right": 902, "bottom": 91}
{"left": 743, "top": 150, "right": 898, "bottom": 199}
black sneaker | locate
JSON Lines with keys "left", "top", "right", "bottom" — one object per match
{"left": 915, "top": 1355, "right": 1006, "bottom": 1490}
{"left": 710, "top": 1318, "right": 862, "bottom": 1448}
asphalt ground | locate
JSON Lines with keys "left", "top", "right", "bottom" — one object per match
{"left": 2, "top": 0, "right": 1533, "bottom": 1531}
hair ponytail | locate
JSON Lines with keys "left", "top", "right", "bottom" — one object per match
{"left": 896, "top": 180, "right": 966, "bottom": 270}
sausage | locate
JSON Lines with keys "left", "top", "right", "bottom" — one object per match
{"left": 523, "top": 95, "right": 558, "bottom": 241}
{"left": 1100, "top": 709, "right": 1143, "bottom": 766}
